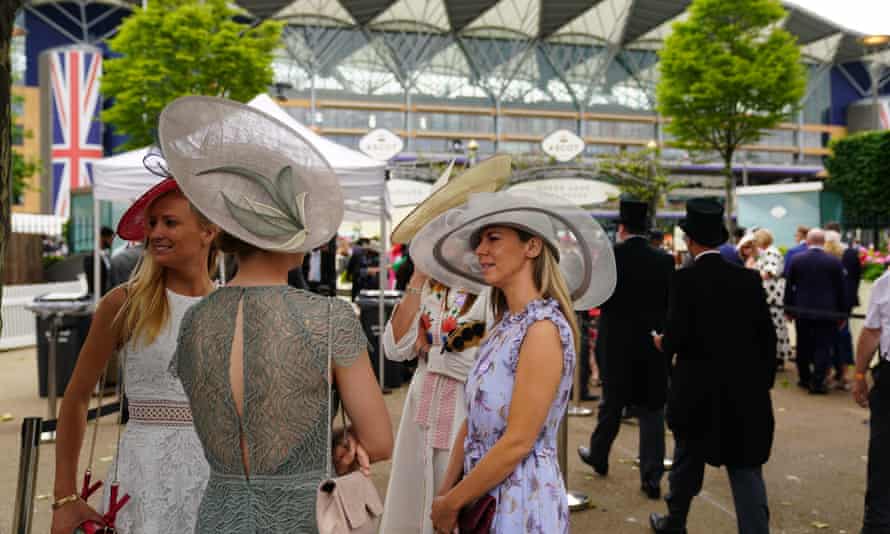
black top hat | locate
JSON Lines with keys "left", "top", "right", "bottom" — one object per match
{"left": 618, "top": 197, "right": 648, "bottom": 230}
{"left": 679, "top": 198, "right": 729, "bottom": 248}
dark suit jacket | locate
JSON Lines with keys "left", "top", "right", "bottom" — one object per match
{"left": 782, "top": 242, "right": 807, "bottom": 278}
{"left": 598, "top": 237, "right": 673, "bottom": 410}
{"left": 842, "top": 246, "right": 862, "bottom": 310}
{"left": 784, "top": 247, "right": 845, "bottom": 321}
{"left": 662, "top": 253, "right": 776, "bottom": 468}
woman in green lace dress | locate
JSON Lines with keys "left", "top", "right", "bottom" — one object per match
{"left": 160, "top": 96, "right": 393, "bottom": 533}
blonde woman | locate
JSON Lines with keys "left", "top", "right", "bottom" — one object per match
{"left": 416, "top": 192, "right": 616, "bottom": 533}
{"left": 754, "top": 228, "right": 792, "bottom": 369}
{"left": 381, "top": 156, "right": 509, "bottom": 534}
{"left": 51, "top": 177, "right": 217, "bottom": 534}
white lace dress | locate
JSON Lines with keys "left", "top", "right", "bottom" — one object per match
{"left": 102, "top": 289, "right": 209, "bottom": 532}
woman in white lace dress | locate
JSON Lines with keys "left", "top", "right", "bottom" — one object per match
{"left": 52, "top": 177, "right": 217, "bottom": 534}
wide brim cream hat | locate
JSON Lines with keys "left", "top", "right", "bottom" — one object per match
{"left": 158, "top": 96, "right": 344, "bottom": 253}
{"left": 411, "top": 191, "right": 616, "bottom": 310}
{"left": 390, "top": 154, "right": 512, "bottom": 245}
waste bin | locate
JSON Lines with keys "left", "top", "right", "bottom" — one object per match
{"left": 36, "top": 312, "right": 92, "bottom": 398}
{"left": 356, "top": 290, "right": 404, "bottom": 390}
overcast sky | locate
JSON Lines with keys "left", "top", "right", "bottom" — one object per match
{"left": 787, "top": 0, "right": 890, "bottom": 35}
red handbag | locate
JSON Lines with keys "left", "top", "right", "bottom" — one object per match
{"left": 457, "top": 495, "right": 496, "bottom": 534}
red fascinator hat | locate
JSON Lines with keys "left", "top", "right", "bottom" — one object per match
{"left": 116, "top": 149, "right": 181, "bottom": 241}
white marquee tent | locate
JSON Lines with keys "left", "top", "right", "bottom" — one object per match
{"left": 91, "top": 94, "right": 388, "bottom": 221}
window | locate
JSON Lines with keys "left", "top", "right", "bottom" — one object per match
{"left": 12, "top": 124, "right": 25, "bottom": 146}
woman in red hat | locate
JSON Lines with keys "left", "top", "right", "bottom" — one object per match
{"left": 51, "top": 173, "right": 218, "bottom": 534}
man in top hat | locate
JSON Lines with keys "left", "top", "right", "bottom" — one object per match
{"left": 578, "top": 197, "right": 674, "bottom": 499}
{"left": 651, "top": 198, "right": 776, "bottom": 534}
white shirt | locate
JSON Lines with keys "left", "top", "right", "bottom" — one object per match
{"left": 864, "top": 271, "right": 890, "bottom": 361}
{"left": 308, "top": 250, "right": 322, "bottom": 282}
{"left": 695, "top": 249, "right": 721, "bottom": 261}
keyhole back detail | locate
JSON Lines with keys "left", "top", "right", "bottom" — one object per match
{"left": 229, "top": 299, "right": 250, "bottom": 477}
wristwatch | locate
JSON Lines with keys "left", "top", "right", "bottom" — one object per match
{"left": 52, "top": 493, "right": 79, "bottom": 510}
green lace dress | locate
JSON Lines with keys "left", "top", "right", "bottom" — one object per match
{"left": 171, "top": 286, "right": 365, "bottom": 533}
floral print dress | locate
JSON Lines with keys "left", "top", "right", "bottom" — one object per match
{"left": 463, "top": 298, "right": 574, "bottom": 533}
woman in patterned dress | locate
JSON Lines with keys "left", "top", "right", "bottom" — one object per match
{"left": 52, "top": 177, "right": 217, "bottom": 534}
{"left": 754, "top": 228, "right": 792, "bottom": 369}
{"left": 419, "top": 192, "right": 615, "bottom": 534}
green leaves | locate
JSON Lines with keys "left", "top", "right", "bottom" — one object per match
{"left": 658, "top": 0, "right": 805, "bottom": 155}
{"left": 825, "top": 131, "right": 890, "bottom": 224}
{"left": 100, "top": 0, "right": 283, "bottom": 151}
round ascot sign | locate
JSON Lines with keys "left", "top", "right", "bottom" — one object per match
{"left": 541, "top": 129, "right": 585, "bottom": 162}
{"left": 359, "top": 129, "right": 404, "bottom": 161}
{"left": 508, "top": 179, "right": 619, "bottom": 206}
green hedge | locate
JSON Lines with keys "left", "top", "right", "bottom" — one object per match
{"left": 825, "top": 131, "right": 890, "bottom": 223}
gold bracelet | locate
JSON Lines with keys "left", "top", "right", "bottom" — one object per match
{"left": 855, "top": 372, "right": 867, "bottom": 381}
{"left": 52, "top": 493, "right": 79, "bottom": 510}
{"left": 405, "top": 286, "right": 423, "bottom": 295}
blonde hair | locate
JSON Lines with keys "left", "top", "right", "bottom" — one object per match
{"left": 825, "top": 230, "right": 844, "bottom": 258}
{"left": 114, "top": 198, "right": 217, "bottom": 347}
{"left": 753, "top": 228, "right": 773, "bottom": 249}
{"left": 491, "top": 231, "right": 581, "bottom": 354}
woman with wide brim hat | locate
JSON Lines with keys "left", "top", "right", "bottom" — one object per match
{"left": 380, "top": 155, "right": 512, "bottom": 534}
{"left": 52, "top": 155, "right": 218, "bottom": 534}
{"left": 158, "top": 96, "right": 393, "bottom": 533}
{"left": 421, "top": 191, "right": 615, "bottom": 533}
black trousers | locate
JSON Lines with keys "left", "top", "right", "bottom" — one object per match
{"left": 796, "top": 319, "right": 836, "bottom": 388}
{"left": 863, "top": 359, "right": 890, "bottom": 534}
{"left": 589, "top": 396, "right": 665, "bottom": 485}
{"left": 667, "top": 433, "right": 770, "bottom": 534}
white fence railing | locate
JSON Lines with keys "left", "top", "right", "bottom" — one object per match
{"left": 1, "top": 281, "right": 85, "bottom": 350}
{"left": 12, "top": 213, "right": 66, "bottom": 237}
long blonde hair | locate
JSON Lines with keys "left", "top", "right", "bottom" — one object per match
{"left": 114, "top": 199, "right": 217, "bottom": 347}
{"left": 490, "top": 230, "right": 581, "bottom": 353}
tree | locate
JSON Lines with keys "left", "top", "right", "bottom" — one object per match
{"left": 101, "top": 0, "right": 282, "bottom": 151}
{"left": 2, "top": 0, "right": 23, "bottom": 335}
{"left": 824, "top": 131, "right": 890, "bottom": 225}
{"left": 598, "top": 147, "right": 684, "bottom": 228}
{"left": 657, "top": 0, "right": 805, "bottom": 233}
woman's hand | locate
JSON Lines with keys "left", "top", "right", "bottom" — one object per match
{"left": 333, "top": 432, "right": 371, "bottom": 476}
{"left": 430, "top": 494, "right": 460, "bottom": 534}
{"left": 51, "top": 498, "right": 105, "bottom": 534}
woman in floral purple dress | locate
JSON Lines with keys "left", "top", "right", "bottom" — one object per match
{"left": 414, "top": 192, "right": 616, "bottom": 534}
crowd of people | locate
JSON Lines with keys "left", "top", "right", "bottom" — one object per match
{"left": 45, "top": 94, "right": 887, "bottom": 534}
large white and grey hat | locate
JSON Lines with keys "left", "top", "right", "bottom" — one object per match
{"left": 158, "top": 96, "right": 344, "bottom": 253}
{"left": 410, "top": 191, "right": 616, "bottom": 310}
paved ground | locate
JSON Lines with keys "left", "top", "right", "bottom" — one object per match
{"left": 0, "top": 340, "right": 873, "bottom": 534}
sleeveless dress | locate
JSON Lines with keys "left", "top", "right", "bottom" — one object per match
{"left": 381, "top": 282, "right": 491, "bottom": 534}
{"left": 170, "top": 286, "right": 365, "bottom": 533}
{"left": 103, "top": 289, "right": 209, "bottom": 532}
{"left": 464, "top": 298, "right": 574, "bottom": 533}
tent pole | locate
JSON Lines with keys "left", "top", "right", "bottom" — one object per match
{"left": 93, "top": 197, "right": 101, "bottom": 307}
{"left": 378, "top": 195, "right": 388, "bottom": 392}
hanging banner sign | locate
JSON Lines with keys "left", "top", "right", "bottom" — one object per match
{"left": 541, "top": 129, "right": 585, "bottom": 162}
{"left": 360, "top": 128, "right": 403, "bottom": 161}
{"left": 508, "top": 179, "right": 619, "bottom": 206}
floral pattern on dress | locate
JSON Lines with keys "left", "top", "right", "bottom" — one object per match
{"left": 463, "top": 298, "right": 574, "bottom": 534}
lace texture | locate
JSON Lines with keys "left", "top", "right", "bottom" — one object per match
{"left": 172, "top": 286, "right": 365, "bottom": 533}
{"left": 102, "top": 289, "right": 209, "bottom": 533}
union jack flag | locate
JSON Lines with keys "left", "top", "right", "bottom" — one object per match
{"left": 48, "top": 48, "right": 103, "bottom": 219}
